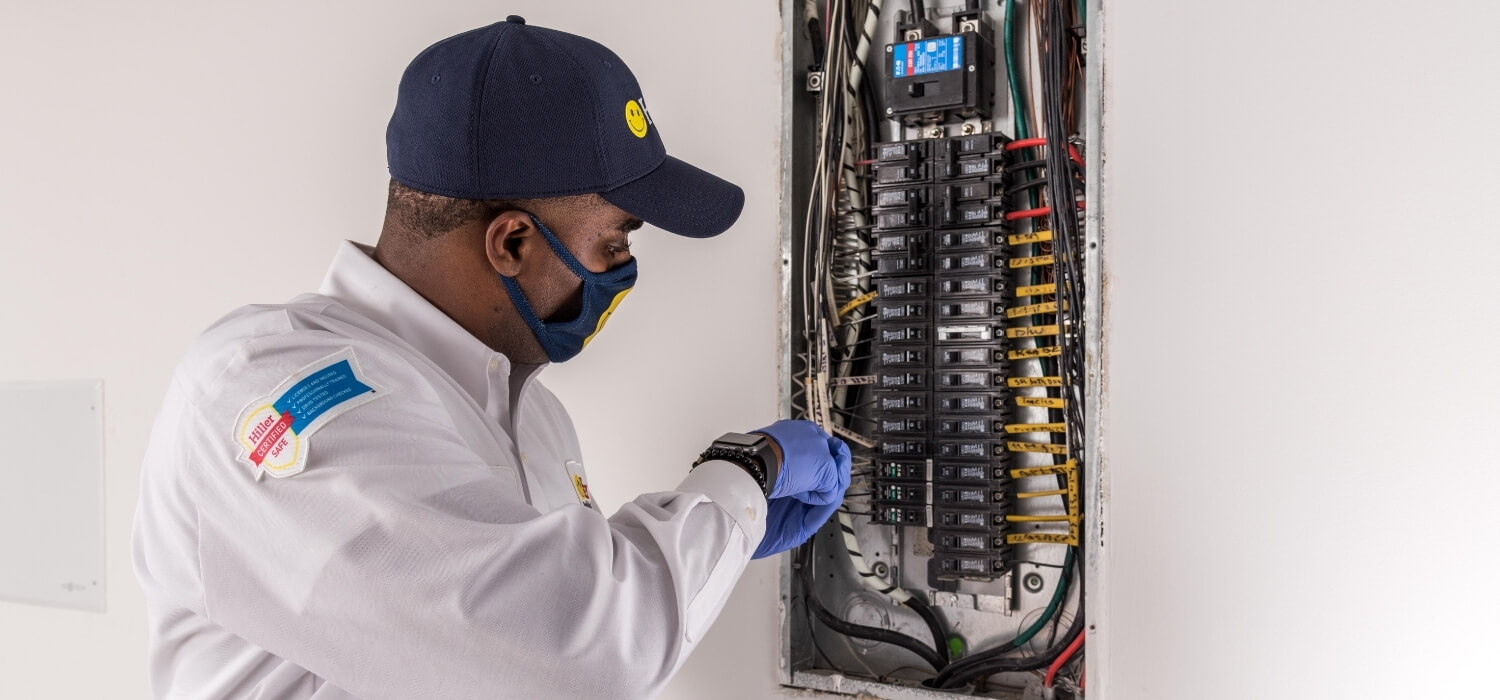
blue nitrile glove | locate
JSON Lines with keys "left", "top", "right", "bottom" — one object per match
{"left": 753, "top": 496, "right": 840, "bottom": 559}
{"left": 754, "top": 419, "right": 851, "bottom": 506}
{"left": 749, "top": 420, "right": 851, "bottom": 559}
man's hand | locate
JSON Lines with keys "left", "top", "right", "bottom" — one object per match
{"left": 749, "top": 420, "right": 851, "bottom": 559}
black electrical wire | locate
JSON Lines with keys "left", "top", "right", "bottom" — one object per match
{"left": 809, "top": 596, "right": 947, "bottom": 672}
{"left": 903, "top": 595, "right": 950, "bottom": 665}
{"left": 1006, "top": 158, "right": 1048, "bottom": 172}
{"left": 799, "top": 544, "right": 948, "bottom": 673}
{"left": 1006, "top": 177, "right": 1049, "bottom": 195}
{"left": 1038, "top": 0, "right": 1086, "bottom": 459}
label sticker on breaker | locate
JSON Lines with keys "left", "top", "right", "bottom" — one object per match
{"left": 892, "top": 36, "right": 964, "bottom": 77}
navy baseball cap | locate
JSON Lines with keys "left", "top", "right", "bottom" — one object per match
{"left": 386, "top": 16, "right": 744, "bottom": 238}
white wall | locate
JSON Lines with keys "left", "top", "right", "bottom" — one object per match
{"left": 0, "top": 2, "right": 783, "bottom": 698}
{"left": 1099, "top": 1, "right": 1500, "bottom": 698}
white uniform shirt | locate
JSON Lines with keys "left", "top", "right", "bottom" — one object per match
{"left": 132, "top": 241, "right": 767, "bottom": 699}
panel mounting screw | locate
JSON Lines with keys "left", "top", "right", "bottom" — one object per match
{"left": 872, "top": 561, "right": 890, "bottom": 578}
{"left": 968, "top": 65, "right": 976, "bottom": 72}
{"left": 1023, "top": 571, "right": 1045, "bottom": 593}
{"left": 885, "top": 107, "right": 894, "bottom": 115}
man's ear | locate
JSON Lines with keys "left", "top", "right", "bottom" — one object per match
{"left": 484, "top": 211, "right": 535, "bottom": 277}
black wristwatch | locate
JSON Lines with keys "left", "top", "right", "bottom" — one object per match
{"left": 693, "top": 432, "right": 780, "bottom": 497}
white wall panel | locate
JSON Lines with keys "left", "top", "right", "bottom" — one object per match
{"left": 0, "top": 381, "right": 105, "bottom": 612}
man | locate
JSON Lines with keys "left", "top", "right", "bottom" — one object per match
{"left": 132, "top": 16, "right": 850, "bottom": 699}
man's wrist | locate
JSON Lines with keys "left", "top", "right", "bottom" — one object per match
{"left": 694, "top": 432, "right": 779, "bottom": 497}
{"left": 751, "top": 431, "right": 783, "bottom": 495}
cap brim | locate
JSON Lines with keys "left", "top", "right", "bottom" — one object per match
{"left": 599, "top": 155, "right": 744, "bottom": 238}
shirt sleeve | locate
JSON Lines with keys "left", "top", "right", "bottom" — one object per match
{"left": 161, "top": 328, "right": 767, "bottom": 700}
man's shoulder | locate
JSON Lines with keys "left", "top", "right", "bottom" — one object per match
{"left": 159, "top": 297, "right": 460, "bottom": 478}
{"left": 172, "top": 296, "right": 412, "bottom": 409}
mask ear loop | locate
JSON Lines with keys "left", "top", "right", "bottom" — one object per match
{"left": 526, "top": 213, "right": 639, "bottom": 285}
{"left": 526, "top": 213, "right": 595, "bottom": 280}
{"left": 497, "top": 212, "right": 591, "bottom": 339}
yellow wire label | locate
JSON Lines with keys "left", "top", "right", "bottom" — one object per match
{"left": 1009, "top": 461, "right": 1075, "bottom": 478}
{"left": 1015, "top": 283, "right": 1058, "bottom": 297}
{"left": 1004, "top": 422, "right": 1067, "bottom": 434}
{"left": 1008, "top": 346, "right": 1062, "bottom": 360}
{"left": 1006, "top": 325, "right": 1059, "bottom": 339}
{"left": 837, "top": 291, "right": 878, "bottom": 317}
{"left": 1007, "top": 230, "right": 1054, "bottom": 245}
{"left": 1015, "top": 396, "right": 1066, "bottom": 408}
{"left": 1006, "top": 441, "right": 1069, "bottom": 454}
{"left": 1007, "top": 376, "right": 1062, "bottom": 388}
{"left": 1006, "top": 302, "right": 1059, "bottom": 318}
{"left": 1008, "top": 532, "right": 1079, "bottom": 546}
{"left": 1009, "top": 255, "right": 1055, "bottom": 269}
{"left": 1007, "top": 514, "right": 1071, "bottom": 523}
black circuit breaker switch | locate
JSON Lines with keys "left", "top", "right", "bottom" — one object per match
{"left": 879, "top": 460, "right": 930, "bottom": 481}
{"left": 878, "top": 392, "right": 930, "bottom": 412}
{"left": 934, "top": 134, "right": 1011, "bottom": 174}
{"left": 876, "top": 276, "right": 930, "bottom": 299}
{"left": 879, "top": 504, "right": 930, "bottom": 526}
{"left": 882, "top": 29, "right": 995, "bottom": 119}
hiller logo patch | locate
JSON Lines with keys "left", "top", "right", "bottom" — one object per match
{"left": 234, "top": 348, "right": 384, "bottom": 479}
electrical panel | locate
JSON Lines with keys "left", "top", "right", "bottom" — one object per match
{"left": 781, "top": 0, "right": 1093, "bottom": 697}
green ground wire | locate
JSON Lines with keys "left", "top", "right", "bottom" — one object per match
{"left": 1004, "top": 0, "right": 1030, "bottom": 142}
{"left": 1013, "top": 548, "right": 1074, "bottom": 648}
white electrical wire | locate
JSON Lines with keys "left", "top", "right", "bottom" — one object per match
{"left": 837, "top": 512, "right": 912, "bottom": 603}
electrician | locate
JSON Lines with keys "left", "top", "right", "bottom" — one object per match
{"left": 132, "top": 17, "right": 850, "bottom": 700}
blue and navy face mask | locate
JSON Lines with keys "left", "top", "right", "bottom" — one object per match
{"left": 500, "top": 213, "right": 638, "bottom": 363}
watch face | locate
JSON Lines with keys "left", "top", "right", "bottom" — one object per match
{"left": 717, "top": 432, "right": 766, "bottom": 448}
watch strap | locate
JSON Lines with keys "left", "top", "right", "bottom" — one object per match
{"left": 693, "top": 433, "right": 777, "bottom": 497}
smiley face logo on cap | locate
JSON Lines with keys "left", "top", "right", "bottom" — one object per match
{"left": 624, "top": 99, "right": 648, "bottom": 138}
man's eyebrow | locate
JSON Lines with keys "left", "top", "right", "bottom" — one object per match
{"left": 618, "top": 218, "right": 644, "bottom": 234}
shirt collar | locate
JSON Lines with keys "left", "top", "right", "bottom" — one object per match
{"left": 317, "top": 241, "right": 543, "bottom": 407}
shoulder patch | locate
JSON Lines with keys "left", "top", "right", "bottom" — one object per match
{"left": 234, "top": 348, "right": 384, "bottom": 479}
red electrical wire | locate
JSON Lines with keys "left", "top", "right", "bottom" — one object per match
{"left": 1043, "top": 629, "right": 1086, "bottom": 688}
{"left": 1068, "top": 144, "right": 1085, "bottom": 168}
{"left": 1005, "top": 206, "right": 1050, "bottom": 221}
{"left": 1004, "top": 137, "right": 1047, "bottom": 151}
{"left": 1005, "top": 201, "right": 1087, "bottom": 222}
{"left": 1003, "top": 137, "right": 1086, "bottom": 168}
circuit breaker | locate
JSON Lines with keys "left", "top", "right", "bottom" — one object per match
{"left": 883, "top": 9, "right": 995, "bottom": 119}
